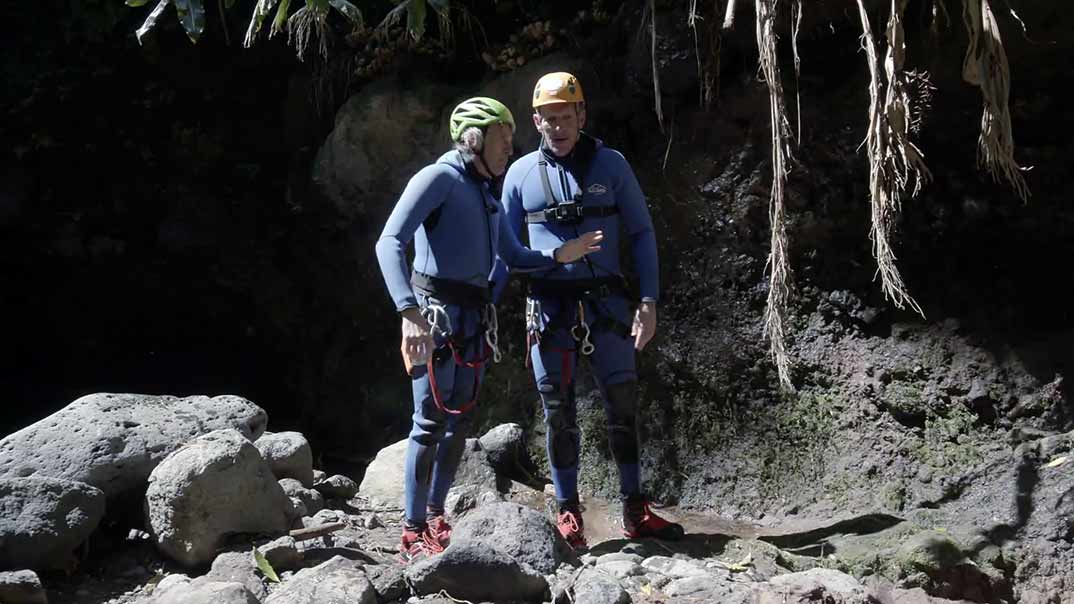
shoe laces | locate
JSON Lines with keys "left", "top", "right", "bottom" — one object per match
{"left": 557, "top": 509, "right": 581, "bottom": 534}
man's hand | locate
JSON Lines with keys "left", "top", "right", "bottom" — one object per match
{"left": 400, "top": 307, "right": 434, "bottom": 372}
{"left": 554, "top": 230, "right": 603, "bottom": 264}
{"left": 631, "top": 301, "right": 657, "bottom": 351}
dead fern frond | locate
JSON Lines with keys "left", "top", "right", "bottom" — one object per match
{"left": 962, "top": 0, "right": 1030, "bottom": 201}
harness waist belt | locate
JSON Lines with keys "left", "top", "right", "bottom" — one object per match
{"left": 412, "top": 271, "right": 492, "bottom": 307}
{"left": 525, "top": 204, "right": 618, "bottom": 224}
{"left": 527, "top": 276, "right": 629, "bottom": 300}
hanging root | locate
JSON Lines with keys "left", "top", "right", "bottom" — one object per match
{"left": 755, "top": 0, "right": 795, "bottom": 391}
{"left": 856, "top": 0, "right": 930, "bottom": 317}
{"left": 962, "top": 0, "right": 1030, "bottom": 201}
{"left": 650, "top": 0, "right": 665, "bottom": 133}
{"left": 930, "top": 0, "right": 950, "bottom": 41}
{"left": 724, "top": 0, "right": 738, "bottom": 30}
{"left": 288, "top": 5, "right": 330, "bottom": 62}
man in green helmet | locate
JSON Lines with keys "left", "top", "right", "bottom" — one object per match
{"left": 375, "top": 97, "right": 603, "bottom": 561}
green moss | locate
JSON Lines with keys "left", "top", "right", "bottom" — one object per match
{"left": 910, "top": 403, "right": 983, "bottom": 469}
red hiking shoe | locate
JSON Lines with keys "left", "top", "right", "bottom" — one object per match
{"left": 426, "top": 514, "right": 452, "bottom": 550}
{"left": 556, "top": 506, "right": 587, "bottom": 551}
{"left": 622, "top": 498, "right": 685, "bottom": 541}
{"left": 398, "top": 524, "right": 446, "bottom": 563}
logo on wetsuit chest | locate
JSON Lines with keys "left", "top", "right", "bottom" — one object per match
{"left": 586, "top": 183, "right": 608, "bottom": 195}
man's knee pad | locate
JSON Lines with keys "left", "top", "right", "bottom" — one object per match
{"left": 541, "top": 394, "right": 580, "bottom": 469}
{"left": 604, "top": 381, "right": 639, "bottom": 465}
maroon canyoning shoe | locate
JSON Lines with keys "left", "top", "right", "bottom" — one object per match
{"left": 622, "top": 497, "right": 685, "bottom": 541}
{"left": 556, "top": 506, "right": 587, "bottom": 551}
{"left": 398, "top": 525, "right": 446, "bottom": 563}
{"left": 426, "top": 514, "right": 453, "bottom": 550}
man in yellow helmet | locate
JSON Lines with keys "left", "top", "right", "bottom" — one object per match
{"left": 376, "top": 96, "right": 602, "bottom": 561}
{"left": 492, "top": 73, "right": 683, "bottom": 549}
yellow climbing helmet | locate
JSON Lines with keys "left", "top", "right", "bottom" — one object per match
{"left": 532, "top": 72, "right": 584, "bottom": 109}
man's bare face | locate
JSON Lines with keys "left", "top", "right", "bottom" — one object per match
{"left": 533, "top": 102, "right": 586, "bottom": 157}
{"left": 482, "top": 122, "right": 514, "bottom": 177}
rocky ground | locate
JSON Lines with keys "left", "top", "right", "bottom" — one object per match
{"left": 2, "top": 393, "right": 1073, "bottom": 603}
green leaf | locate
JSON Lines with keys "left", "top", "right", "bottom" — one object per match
{"left": 244, "top": 0, "right": 280, "bottom": 47}
{"left": 269, "top": 0, "right": 291, "bottom": 38}
{"left": 252, "top": 547, "right": 280, "bottom": 583}
{"left": 329, "top": 0, "right": 362, "bottom": 25}
{"left": 427, "top": 0, "right": 449, "bottom": 13}
{"left": 135, "top": 0, "right": 171, "bottom": 44}
{"left": 308, "top": 0, "right": 329, "bottom": 11}
{"left": 173, "top": 0, "right": 206, "bottom": 43}
{"left": 126, "top": 0, "right": 151, "bottom": 7}
{"left": 406, "top": 0, "right": 426, "bottom": 41}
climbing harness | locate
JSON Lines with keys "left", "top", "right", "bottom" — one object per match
{"left": 411, "top": 272, "right": 502, "bottom": 416}
{"left": 571, "top": 301, "right": 595, "bottom": 356}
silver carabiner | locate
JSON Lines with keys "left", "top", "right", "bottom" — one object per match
{"left": 484, "top": 303, "right": 503, "bottom": 364}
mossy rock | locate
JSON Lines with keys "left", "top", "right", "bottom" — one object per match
{"left": 895, "top": 529, "right": 967, "bottom": 576}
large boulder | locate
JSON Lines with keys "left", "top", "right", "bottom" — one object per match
{"left": 0, "top": 393, "right": 267, "bottom": 500}
{"left": 0, "top": 477, "right": 105, "bottom": 571}
{"left": 0, "top": 570, "right": 48, "bottom": 604}
{"left": 311, "top": 53, "right": 590, "bottom": 221}
{"left": 478, "top": 423, "right": 527, "bottom": 478}
{"left": 145, "top": 429, "right": 291, "bottom": 566}
{"left": 255, "top": 431, "right": 314, "bottom": 487}
{"left": 754, "top": 569, "right": 873, "bottom": 604}
{"left": 452, "top": 501, "right": 569, "bottom": 575}
{"left": 151, "top": 575, "right": 260, "bottom": 604}
{"left": 356, "top": 439, "right": 407, "bottom": 510}
{"left": 201, "top": 551, "right": 268, "bottom": 600}
{"left": 405, "top": 541, "right": 547, "bottom": 602}
{"left": 357, "top": 437, "right": 501, "bottom": 513}
{"left": 263, "top": 555, "right": 376, "bottom": 604}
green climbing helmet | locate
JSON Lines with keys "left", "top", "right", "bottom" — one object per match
{"left": 449, "top": 97, "right": 515, "bottom": 142}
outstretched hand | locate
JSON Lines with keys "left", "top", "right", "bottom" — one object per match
{"left": 554, "top": 230, "right": 603, "bottom": 264}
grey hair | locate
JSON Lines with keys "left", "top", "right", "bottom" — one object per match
{"left": 454, "top": 126, "right": 485, "bottom": 156}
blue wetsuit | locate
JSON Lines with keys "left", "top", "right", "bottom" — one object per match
{"left": 493, "top": 133, "right": 658, "bottom": 505}
{"left": 375, "top": 150, "right": 558, "bottom": 527}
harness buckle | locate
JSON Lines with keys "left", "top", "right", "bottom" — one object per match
{"left": 550, "top": 200, "right": 584, "bottom": 224}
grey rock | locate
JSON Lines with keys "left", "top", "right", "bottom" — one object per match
{"left": 366, "top": 563, "right": 408, "bottom": 603}
{"left": 572, "top": 568, "right": 629, "bottom": 604}
{"left": 258, "top": 536, "right": 302, "bottom": 571}
{"left": 314, "top": 474, "right": 359, "bottom": 500}
{"left": 453, "top": 501, "right": 569, "bottom": 575}
{"left": 0, "top": 393, "right": 267, "bottom": 500}
{"left": 290, "top": 497, "right": 309, "bottom": 519}
{"left": 641, "top": 555, "right": 710, "bottom": 578}
{"left": 145, "top": 429, "right": 291, "bottom": 566}
{"left": 256, "top": 432, "right": 314, "bottom": 487}
{"left": 0, "top": 477, "right": 105, "bottom": 571}
{"left": 478, "top": 423, "right": 527, "bottom": 476}
{"left": 665, "top": 574, "right": 728, "bottom": 597}
{"left": 596, "top": 560, "right": 644, "bottom": 579}
{"left": 406, "top": 541, "right": 547, "bottom": 601}
{"left": 202, "top": 551, "right": 267, "bottom": 600}
{"left": 356, "top": 438, "right": 406, "bottom": 510}
{"left": 264, "top": 555, "right": 375, "bottom": 604}
{"left": 304, "top": 508, "right": 344, "bottom": 527}
{"left": 756, "top": 569, "right": 872, "bottom": 604}
{"left": 151, "top": 576, "right": 260, "bottom": 604}
{"left": 595, "top": 552, "right": 644, "bottom": 565}
{"left": 279, "top": 478, "right": 325, "bottom": 515}
{"left": 0, "top": 570, "right": 47, "bottom": 604}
